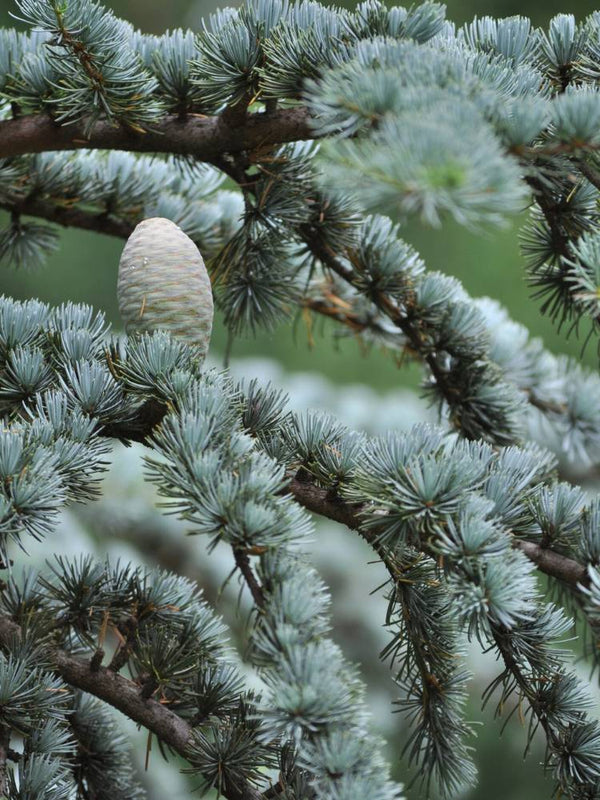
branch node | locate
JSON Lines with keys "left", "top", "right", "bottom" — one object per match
{"left": 89, "top": 648, "right": 105, "bottom": 672}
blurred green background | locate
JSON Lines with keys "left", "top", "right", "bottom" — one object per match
{"left": 2, "top": 1, "right": 599, "bottom": 799}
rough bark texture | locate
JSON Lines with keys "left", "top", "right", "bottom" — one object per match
{"left": 0, "top": 108, "right": 314, "bottom": 160}
{"left": 0, "top": 613, "right": 263, "bottom": 800}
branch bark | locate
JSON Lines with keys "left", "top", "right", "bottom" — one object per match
{"left": 287, "top": 475, "right": 590, "bottom": 589}
{"left": 0, "top": 614, "right": 263, "bottom": 800}
{"left": 233, "top": 548, "right": 265, "bottom": 608}
{"left": 0, "top": 108, "right": 314, "bottom": 161}
{"left": 0, "top": 724, "right": 9, "bottom": 798}
{"left": 2, "top": 196, "right": 135, "bottom": 238}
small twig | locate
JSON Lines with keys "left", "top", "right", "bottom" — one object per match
{"left": 223, "top": 327, "right": 235, "bottom": 369}
{"left": 302, "top": 296, "right": 399, "bottom": 341}
{"left": 233, "top": 549, "right": 265, "bottom": 608}
{"left": 99, "top": 397, "right": 168, "bottom": 444}
{"left": 108, "top": 615, "right": 138, "bottom": 672}
{"left": 297, "top": 224, "right": 465, "bottom": 423}
{"left": 525, "top": 174, "right": 574, "bottom": 264}
{"left": 89, "top": 647, "right": 104, "bottom": 672}
{"left": 0, "top": 725, "right": 10, "bottom": 797}
{"left": 490, "top": 624, "right": 559, "bottom": 756}
{"left": 516, "top": 139, "right": 600, "bottom": 161}
{"left": 263, "top": 780, "right": 284, "bottom": 798}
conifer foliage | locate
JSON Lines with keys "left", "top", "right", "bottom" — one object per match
{"left": 2, "top": 0, "right": 600, "bottom": 797}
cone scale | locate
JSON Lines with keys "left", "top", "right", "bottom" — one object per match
{"left": 117, "top": 217, "right": 214, "bottom": 360}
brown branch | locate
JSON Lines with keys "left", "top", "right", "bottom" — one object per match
{"left": 3, "top": 196, "right": 135, "bottom": 239}
{"left": 54, "top": 651, "right": 193, "bottom": 753}
{"left": 0, "top": 615, "right": 263, "bottom": 800}
{"left": 288, "top": 475, "right": 364, "bottom": 532}
{"left": 0, "top": 617, "right": 192, "bottom": 756}
{"left": 514, "top": 539, "right": 587, "bottom": 586}
{"left": 0, "top": 724, "right": 9, "bottom": 798}
{"left": 0, "top": 108, "right": 314, "bottom": 161}
{"left": 98, "top": 397, "right": 168, "bottom": 444}
{"left": 286, "top": 475, "right": 589, "bottom": 589}
{"left": 517, "top": 140, "right": 600, "bottom": 160}
{"left": 576, "top": 158, "right": 600, "bottom": 193}
{"left": 233, "top": 549, "right": 265, "bottom": 608}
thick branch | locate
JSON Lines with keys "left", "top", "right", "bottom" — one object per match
{"left": 288, "top": 475, "right": 364, "bottom": 531}
{"left": 0, "top": 616, "right": 192, "bottom": 755}
{"left": 515, "top": 539, "right": 588, "bottom": 586}
{"left": 576, "top": 158, "right": 600, "bottom": 193}
{"left": 287, "top": 475, "right": 589, "bottom": 588}
{"left": 0, "top": 108, "right": 314, "bottom": 161}
{"left": 55, "top": 651, "right": 194, "bottom": 753}
{"left": 0, "top": 614, "right": 262, "bottom": 800}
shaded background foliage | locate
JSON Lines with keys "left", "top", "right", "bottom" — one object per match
{"left": 2, "top": 0, "right": 600, "bottom": 798}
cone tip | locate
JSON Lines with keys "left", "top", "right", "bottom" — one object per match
{"left": 134, "top": 217, "right": 181, "bottom": 230}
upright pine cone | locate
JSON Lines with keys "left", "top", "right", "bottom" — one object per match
{"left": 117, "top": 217, "right": 214, "bottom": 360}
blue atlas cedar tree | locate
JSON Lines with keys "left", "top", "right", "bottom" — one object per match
{"left": 1, "top": 0, "right": 600, "bottom": 798}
